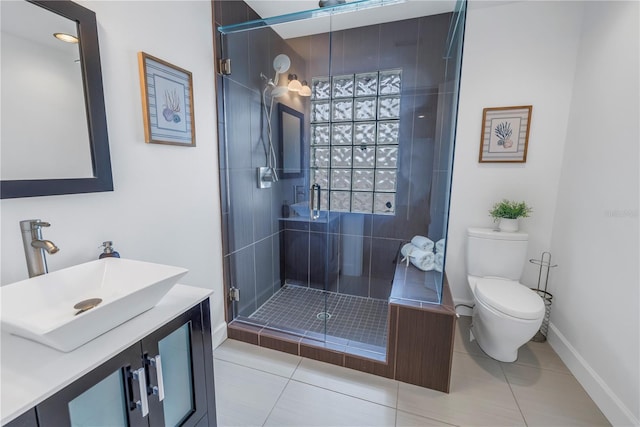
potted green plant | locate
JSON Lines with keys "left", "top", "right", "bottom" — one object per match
{"left": 489, "top": 199, "right": 532, "bottom": 232}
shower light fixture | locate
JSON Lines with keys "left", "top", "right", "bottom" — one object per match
{"left": 288, "top": 74, "right": 302, "bottom": 92}
{"left": 299, "top": 81, "right": 312, "bottom": 97}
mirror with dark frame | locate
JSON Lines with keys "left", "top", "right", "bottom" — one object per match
{"left": 0, "top": 0, "right": 113, "bottom": 199}
{"left": 277, "top": 103, "right": 304, "bottom": 179}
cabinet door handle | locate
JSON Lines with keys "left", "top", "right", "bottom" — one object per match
{"left": 148, "top": 354, "right": 165, "bottom": 402}
{"left": 132, "top": 367, "right": 149, "bottom": 417}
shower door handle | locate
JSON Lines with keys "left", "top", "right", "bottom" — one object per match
{"left": 310, "top": 184, "right": 321, "bottom": 220}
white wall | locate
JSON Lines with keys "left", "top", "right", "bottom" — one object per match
{"left": 548, "top": 2, "right": 639, "bottom": 425}
{"left": 447, "top": 1, "right": 583, "bottom": 303}
{"left": 448, "top": 1, "right": 639, "bottom": 424}
{"left": 0, "top": 2, "right": 227, "bottom": 345}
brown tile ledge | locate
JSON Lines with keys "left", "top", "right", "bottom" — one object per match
{"left": 227, "top": 273, "right": 455, "bottom": 392}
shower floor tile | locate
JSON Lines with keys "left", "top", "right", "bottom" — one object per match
{"left": 248, "top": 284, "right": 389, "bottom": 352}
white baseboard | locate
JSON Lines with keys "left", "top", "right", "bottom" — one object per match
{"left": 452, "top": 297, "right": 474, "bottom": 316}
{"left": 548, "top": 322, "right": 639, "bottom": 426}
{"left": 212, "top": 321, "right": 228, "bottom": 349}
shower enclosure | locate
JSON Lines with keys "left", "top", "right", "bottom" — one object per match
{"left": 216, "top": 0, "right": 465, "bottom": 361}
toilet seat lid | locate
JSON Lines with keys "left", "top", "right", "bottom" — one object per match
{"left": 476, "top": 278, "right": 545, "bottom": 320}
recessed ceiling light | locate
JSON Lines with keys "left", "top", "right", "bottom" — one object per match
{"left": 53, "top": 33, "right": 79, "bottom": 43}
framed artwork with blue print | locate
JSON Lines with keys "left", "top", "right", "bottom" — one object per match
{"left": 138, "top": 52, "right": 195, "bottom": 146}
{"left": 479, "top": 105, "right": 532, "bottom": 163}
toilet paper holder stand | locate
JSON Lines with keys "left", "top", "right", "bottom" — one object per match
{"left": 529, "top": 251, "right": 557, "bottom": 342}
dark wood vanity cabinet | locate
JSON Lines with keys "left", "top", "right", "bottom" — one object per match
{"left": 9, "top": 300, "right": 216, "bottom": 427}
{"left": 280, "top": 216, "right": 340, "bottom": 290}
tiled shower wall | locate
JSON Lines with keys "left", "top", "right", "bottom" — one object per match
{"left": 216, "top": 1, "right": 457, "bottom": 315}
{"left": 215, "top": 1, "right": 308, "bottom": 318}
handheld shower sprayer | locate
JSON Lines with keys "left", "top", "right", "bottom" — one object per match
{"left": 260, "top": 54, "right": 291, "bottom": 90}
{"left": 258, "top": 54, "right": 291, "bottom": 188}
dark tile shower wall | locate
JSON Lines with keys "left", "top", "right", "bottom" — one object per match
{"left": 217, "top": 2, "right": 457, "bottom": 309}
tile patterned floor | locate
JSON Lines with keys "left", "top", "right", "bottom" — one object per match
{"left": 247, "top": 284, "right": 389, "bottom": 350}
{"left": 214, "top": 316, "right": 611, "bottom": 427}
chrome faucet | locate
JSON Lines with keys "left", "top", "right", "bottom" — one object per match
{"left": 20, "top": 219, "right": 59, "bottom": 278}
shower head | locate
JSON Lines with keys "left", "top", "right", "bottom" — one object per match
{"left": 271, "top": 54, "right": 291, "bottom": 85}
{"left": 273, "top": 54, "right": 291, "bottom": 74}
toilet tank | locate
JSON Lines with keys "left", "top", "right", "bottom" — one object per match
{"left": 466, "top": 227, "right": 528, "bottom": 280}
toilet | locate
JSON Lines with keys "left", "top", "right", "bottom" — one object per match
{"left": 466, "top": 227, "right": 545, "bottom": 362}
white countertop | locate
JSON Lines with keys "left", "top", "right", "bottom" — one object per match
{"left": 0, "top": 284, "right": 213, "bottom": 425}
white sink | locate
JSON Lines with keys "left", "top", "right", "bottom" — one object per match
{"left": 290, "top": 201, "right": 327, "bottom": 219}
{"left": 0, "top": 258, "right": 188, "bottom": 352}
{"left": 290, "top": 201, "right": 311, "bottom": 217}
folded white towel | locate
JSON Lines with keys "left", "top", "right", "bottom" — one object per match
{"left": 400, "top": 243, "right": 415, "bottom": 266}
{"left": 434, "top": 252, "right": 444, "bottom": 272}
{"left": 435, "top": 239, "right": 445, "bottom": 253}
{"left": 411, "top": 247, "right": 434, "bottom": 264}
{"left": 400, "top": 243, "right": 418, "bottom": 259}
{"left": 411, "top": 235, "right": 434, "bottom": 252}
{"left": 411, "top": 252, "right": 436, "bottom": 271}
{"left": 401, "top": 243, "right": 436, "bottom": 269}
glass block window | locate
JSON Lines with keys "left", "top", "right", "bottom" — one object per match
{"left": 332, "top": 75, "right": 355, "bottom": 98}
{"left": 331, "top": 169, "right": 352, "bottom": 190}
{"left": 352, "top": 192, "right": 374, "bottom": 213}
{"left": 311, "top": 77, "right": 331, "bottom": 99}
{"left": 331, "top": 123, "right": 353, "bottom": 145}
{"left": 310, "top": 69, "right": 401, "bottom": 215}
{"left": 376, "top": 146, "right": 398, "bottom": 168}
{"left": 352, "top": 169, "right": 374, "bottom": 191}
{"left": 353, "top": 146, "right": 375, "bottom": 168}
{"left": 355, "top": 72, "right": 378, "bottom": 97}
{"left": 311, "top": 124, "right": 330, "bottom": 146}
{"left": 375, "top": 169, "right": 397, "bottom": 192}
{"left": 312, "top": 147, "right": 330, "bottom": 168}
{"left": 377, "top": 121, "right": 399, "bottom": 144}
{"left": 374, "top": 193, "right": 396, "bottom": 214}
{"left": 354, "top": 97, "right": 377, "bottom": 121}
{"left": 379, "top": 70, "right": 402, "bottom": 95}
{"left": 378, "top": 96, "right": 401, "bottom": 120}
{"left": 330, "top": 191, "right": 351, "bottom": 212}
{"left": 331, "top": 146, "right": 352, "bottom": 167}
{"left": 311, "top": 101, "right": 330, "bottom": 122}
{"left": 312, "top": 168, "right": 329, "bottom": 189}
{"left": 332, "top": 99, "right": 353, "bottom": 122}
{"left": 354, "top": 122, "right": 377, "bottom": 145}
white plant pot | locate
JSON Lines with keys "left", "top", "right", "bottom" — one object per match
{"left": 498, "top": 218, "right": 519, "bottom": 232}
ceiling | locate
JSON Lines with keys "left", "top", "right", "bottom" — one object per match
{"left": 1, "top": 1, "right": 78, "bottom": 51}
{"left": 242, "top": 0, "right": 456, "bottom": 39}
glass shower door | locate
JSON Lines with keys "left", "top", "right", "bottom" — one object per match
{"left": 218, "top": 11, "right": 334, "bottom": 339}
{"left": 217, "top": 0, "right": 467, "bottom": 354}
